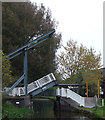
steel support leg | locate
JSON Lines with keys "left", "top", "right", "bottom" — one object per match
{"left": 24, "top": 49, "right": 28, "bottom": 96}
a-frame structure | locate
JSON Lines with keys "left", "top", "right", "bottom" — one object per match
{"left": 7, "top": 29, "right": 55, "bottom": 96}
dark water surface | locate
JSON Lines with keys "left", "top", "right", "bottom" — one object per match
{"left": 32, "top": 98, "right": 91, "bottom": 119}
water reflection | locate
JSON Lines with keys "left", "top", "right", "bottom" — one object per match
{"left": 33, "top": 99, "right": 54, "bottom": 118}
{"left": 33, "top": 98, "right": 90, "bottom": 119}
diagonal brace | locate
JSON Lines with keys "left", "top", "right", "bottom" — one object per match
{"left": 7, "top": 74, "right": 25, "bottom": 94}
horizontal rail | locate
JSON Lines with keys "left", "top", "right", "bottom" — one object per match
{"left": 56, "top": 87, "right": 85, "bottom": 107}
{"left": 6, "top": 73, "right": 57, "bottom": 96}
{"left": 28, "top": 73, "right": 56, "bottom": 94}
{"left": 57, "top": 84, "right": 80, "bottom": 86}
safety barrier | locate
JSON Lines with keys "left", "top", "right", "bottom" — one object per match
{"left": 5, "top": 87, "right": 25, "bottom": 96}
{"left": 5, "top": 73, "right": 56, "bottom": 96}
{"left": 56, "top": 87, "right": 85, "bottom": 107}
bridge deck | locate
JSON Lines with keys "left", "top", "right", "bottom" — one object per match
{"left": 6, "top": 73, "right": 57, "bottom": 97}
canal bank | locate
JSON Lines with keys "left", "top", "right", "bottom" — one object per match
{"left": 2, "top": 96, "right": 34, "bottom": 119}
{"left": 54, "top": 96, "right": 105, "bottom": 119}
{"left": 32, "top": 97, "right": 91, "bottom": 119}
{"left": 2, "top": 102, "right": 34, "bottom": 119}
{"left": 2, "top": 96, "right": 105, "bottom": 119}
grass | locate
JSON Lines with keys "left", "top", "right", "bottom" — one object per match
{"left": 93, "top": 107, "right": 105, "bottom": 118}
{"left": 79, "top": 101, "right": 105, "bottom": 119}
{"left": 34, "top": 95, "right": 56, "bottom": 100}
{"left": 2, "top": 102, "right": 34, "bottom": 119}
{"left": 40, "top": 96, "right": 56, "bottom": 100}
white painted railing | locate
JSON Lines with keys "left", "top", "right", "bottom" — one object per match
{"left": 27, "top": 73, "right": 56, "bottom": 94}
{"left": 5, "top": 87, "right": 25, "bottom": 96}
{"left": 56, "top": 87, "right": 85, "bottom": 107}
{"left": 5, "top": 73, "right": 56, "bottom": 96}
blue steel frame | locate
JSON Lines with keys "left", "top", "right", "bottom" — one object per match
{"left": 7, "top": 74, "right": 25, "bottom": 94}
{"left": 24, "top": 49, "right": 28, "bottom": 95}
{"left": 7, "top": 29, "right": 55, "bottom": 59}
{"left": 30, "top": 80, "right": 58, "bottom": 96}
{"left": 7, "top": 29, "right": 55, "bottom": 96}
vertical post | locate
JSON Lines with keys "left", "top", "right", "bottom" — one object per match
{"left": 60, "top": 87, "right": 62, "bottom": 97}
{"left": 94, "top": 95, "right": 98, "bottom": 109}
{"left": 24, "top": 49, "right": 28, "bottom": 96}
{"left": 98, "top": 79, "right": 99, "bottom": 98}
{"left": 86, "top": 80, "right": 88, "bottom": 97}
{"left": 102, "top": 99, "right": 104, "bottom": 107}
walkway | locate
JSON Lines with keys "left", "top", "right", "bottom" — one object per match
{"left": 56, "top": 87, "right": 96, "bottom": 108}
{"left": 85, "top": 97, "right": 95, "bottom": 108}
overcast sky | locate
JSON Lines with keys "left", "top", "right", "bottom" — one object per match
{"left": 31, "top": 0, "right": 104, "bottom": 65}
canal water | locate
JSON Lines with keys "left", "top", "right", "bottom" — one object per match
{"left": 32, "top": 98, "right": 91, "bottom": 119}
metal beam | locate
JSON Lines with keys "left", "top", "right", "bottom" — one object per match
{"left": 57, "top": 84, "right": 81, "bottom": 87}
{"left": 7, "top": 29, "right": 55, "bottom": 96}
{"left": 8, "top": 37, "right": 49, "bottom": 60}
{"left": 7, "top": 29, "right": 55, "bottom": 58}
{"left": 7, "top": 74, "right": 25, "bottom": 94}
{"left": 24, "top": 50, "right": 28, "bottom": 96}
{"left": 8, "top": 50, "right": 23, "bottom": 60}
{"left": 31, "top": 81, "right": 57, "bottom": 96}
{"left": 27, "top": 36, "right": 49, "bottom": 50}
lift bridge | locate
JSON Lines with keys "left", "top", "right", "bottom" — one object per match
{"left": 5, "top": 73, "right": 57, "bottom": 97}
{"left": 6, "top": 29, "right": 86, "bottom": 109}
{"left": 6, "top": 29, "right": 80, "bottom": 99}
{"left": 6, "top": 29, "right": 58, "bottom": 97}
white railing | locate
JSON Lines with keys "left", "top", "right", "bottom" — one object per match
{"left": 5, "top": 87, "right": 25, "bottom": 96}
{"left": 27, "top": 73, "right": 56, "bottom": 94}
{"left": 5, "top": 73, "right": 56, "bottom": 96}
{"left": 56, "top": 87, "right": 85, "bottom": 107}
{"left": 27, "top": 81, "right": 39, "bottom": 94}
{"left": 37, "top": 73, "right": 56, "bottom": 87}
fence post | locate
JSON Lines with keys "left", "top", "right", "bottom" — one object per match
{"left": 66, "top": 88, "right": 67, "bottom": 98}
{"left": 18, "top": 88, "right": 20, "bottom": 96}
{"left": 94, "top": 95, "right": 98, "bottom": 109}
{"left": 60, "top": 88, "right": 62, "bottom": 96}
{"left": 102, "top": 99, "right": 104, "bottom": 107}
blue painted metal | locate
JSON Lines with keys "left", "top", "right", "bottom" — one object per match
{"left": 57, "top": 84, "right": 80, "bottom": 86}
{"left": 8, "top": 37, "right": 49, "bottom": 60}
{"left": 31, "top": 80, "right": 57, "bottom": 96}
{"left": 31, "top": 88, "right": 42, "bottom": 96}
{"left": 7, "top": 29, "right": 55, "bottom": 96}
{"left": 7, "top": 74, "right": 25, "bottom": 94}
{"left": 8, "top": 51, "right": 23, "bottom": 60}
{"left": 7, "top": 29, "right": 55, "bottom": 57}
{"left": 41, "top": 80, "right": 57, "bottom": 91}
{"left": 24, "top": 49, "right": 28, "bottom": 96}
{"left": 27, "top": 36, "right": 49, "bottom": 50}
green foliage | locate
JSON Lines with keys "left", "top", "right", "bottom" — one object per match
{"left": 57, "top": 39, "right": 102, "bottom": 96}
{"left": 79, "top": 103, "right": 105, "bottom": 118}
{"left": 2, "top": 50, "right": 14, "bottom": 88}
{"left": 2, "top": 2, "right": 61, "bottom": 83}
{"left": 81, "top": 69, "right": 103, "bottom": 96}
{"left": 57, "top": 39, "right": 102, "bottom": 80}
{"left": 2, "top": 102, "right": 34, "bottom": 118}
